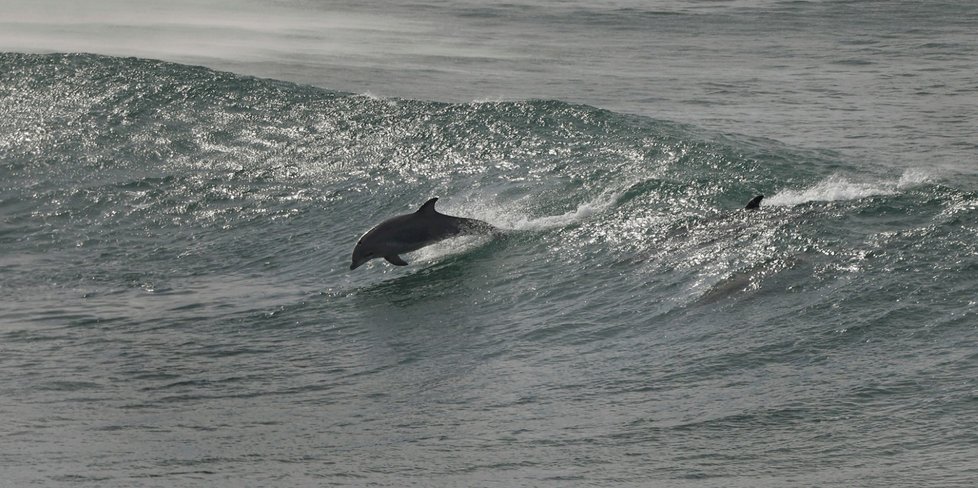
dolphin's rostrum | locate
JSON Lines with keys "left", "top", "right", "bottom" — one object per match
{"left": 350, "top": 198, "right": 497, "bottom": 270}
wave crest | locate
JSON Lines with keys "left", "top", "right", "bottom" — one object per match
{"left": 766, "top": 170, "right": 931, "bottom": 206}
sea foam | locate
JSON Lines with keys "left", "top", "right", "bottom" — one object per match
{"left": 765, "top": 170, "right": 931, "bottom": 206}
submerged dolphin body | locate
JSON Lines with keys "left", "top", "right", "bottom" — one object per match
{"left": 350, "top": 198, "right": 497, "bottom": 270}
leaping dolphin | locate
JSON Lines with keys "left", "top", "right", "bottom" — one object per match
{"left": 350, "top": 198, "right": 498, "bottom": 270}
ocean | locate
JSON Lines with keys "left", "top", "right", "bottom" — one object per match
{"left": 2, "top": 1, "right": 977, "bottom": 486}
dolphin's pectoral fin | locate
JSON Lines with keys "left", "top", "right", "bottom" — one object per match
{"left": 385, "top": 255, "right": 409, "bottom": 266}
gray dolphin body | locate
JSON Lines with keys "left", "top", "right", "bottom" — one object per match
{"left": 350, "top": 198, "right": 497, "bottom": 270}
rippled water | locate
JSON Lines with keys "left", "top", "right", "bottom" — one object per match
{"left": 2, "top": 2, "right": 978, "bottom": 486}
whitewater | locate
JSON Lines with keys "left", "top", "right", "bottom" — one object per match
{"left": 2, "top": 1, "right": 977, "bottom": 487}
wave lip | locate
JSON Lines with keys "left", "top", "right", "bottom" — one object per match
{"left": 765, "top": 170, "right": 931, "bottom": 207}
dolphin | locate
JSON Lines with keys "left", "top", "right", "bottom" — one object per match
{"left": 745, "top": 194, "right": 764, "bottom": 210}
{"left": 350, "top": 198, "right": 498, "bottom": 270}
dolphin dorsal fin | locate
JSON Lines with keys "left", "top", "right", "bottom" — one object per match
{"left": 745, "top": 195, "right": 764, "bottom": 210}
{"left": 416, "top": 198, "right": 439, "bottom": 214}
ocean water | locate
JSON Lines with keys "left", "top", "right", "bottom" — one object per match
{"left": 2, "top": 2, "right": 978, "bottom": 487}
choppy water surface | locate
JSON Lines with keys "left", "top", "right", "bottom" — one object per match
{"left": 2, "top": 1, "right": 977, "bottom": 486}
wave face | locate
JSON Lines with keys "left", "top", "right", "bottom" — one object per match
{"left": 3, "top": 53, "right": 978, "bottom": 486}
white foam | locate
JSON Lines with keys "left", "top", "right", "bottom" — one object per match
{"left": 405, "top": 190, "right": 620, "bottom": 265}
{"left": 765, "top": 170, "right": 931, "bottom": 207}
{"left": 481, "top": 190, "right": 621, "bottom": 231}
{"left": 896, "top": 168, "right": 932, "bottom": 189}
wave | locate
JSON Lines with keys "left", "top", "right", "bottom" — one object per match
{"left": 765, "top": 170, "right": 932, "bottom": 206}
{"left": 3, "top": 53, "right": 976, "bottom": 335}
{"left": 468, "top": 190, "right": 624, "bottom": 232}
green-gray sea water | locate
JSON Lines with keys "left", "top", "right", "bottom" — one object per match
{"left": 2, "top": 1, "right": 977, "bottom": 486}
